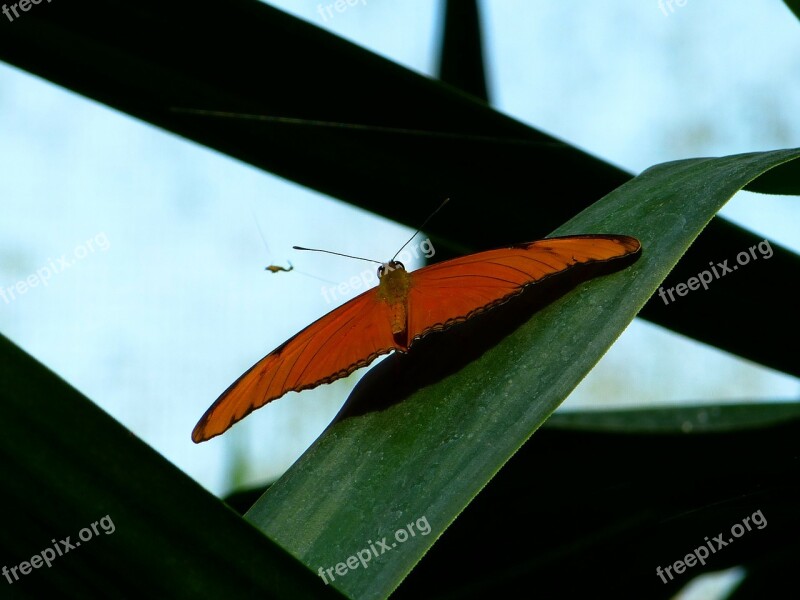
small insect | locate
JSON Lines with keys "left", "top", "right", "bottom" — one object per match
{"left": 265, "top": 262, "right": 293, "bottom": 274}
{"left": 192, "top": 202, "right": 641, "bottom": 442}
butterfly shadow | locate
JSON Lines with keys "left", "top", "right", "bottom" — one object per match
{"left": 333, "top": 252, "right": 641, "bottom": 423}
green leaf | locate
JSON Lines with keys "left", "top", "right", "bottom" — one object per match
{"left": 0, "top": 334, "right": 341, "bottom": 599}
{"left": 743, "top": 157, "right": 800, "bottom": 195}
{"left": 546, "top": 402, "right": 800, "bottom": 434}
{"left": 245, "top": 148, "right": 800, "bottom": 599}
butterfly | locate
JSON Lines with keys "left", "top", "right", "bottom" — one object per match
{"left": 192, "top": 230, "right": 641, "bottom": 442}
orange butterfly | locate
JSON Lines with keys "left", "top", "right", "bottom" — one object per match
{"left": 192, "top": 230, "right": 641, "bottom": 442}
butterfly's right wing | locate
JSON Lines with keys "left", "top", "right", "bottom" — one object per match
{"left": 406, "top": 235, "right": 641, "bottom": 341}
{"left": 192, "top": 288, "right": 399, "bottom": 442}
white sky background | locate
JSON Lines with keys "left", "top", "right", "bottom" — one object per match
{"left": 1, "top": 0, "right": 799, "bottom": 508}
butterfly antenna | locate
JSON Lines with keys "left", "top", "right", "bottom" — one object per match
{"left": 293, "top": 246, "right": 383, "bottom": 265}
{"left": 391, "top": 198, "right": 449, "bottom": 261}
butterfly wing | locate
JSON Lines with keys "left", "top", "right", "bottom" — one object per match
{"left": 405, "top": 235, "right": 641, "bottom": 341}
{"left": 192, "top": 288, "right": 400, "bottom": 442}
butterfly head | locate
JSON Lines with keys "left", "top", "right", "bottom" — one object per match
{"left": 377, "top": 260, "right": 410, "bottom": 304}
{"left": 378, "top": 260, "right": 405, "bottom": 278}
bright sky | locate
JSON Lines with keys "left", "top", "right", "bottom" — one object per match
{"left": 1, "top": 0, "right": 798, "bottom": 508}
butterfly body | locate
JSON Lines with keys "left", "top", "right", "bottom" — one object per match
{"left": 376, "top": 261, "right": 413, "bottom": 348}
{"left": 192, "top": 234, "right": 641, "bottom": 442}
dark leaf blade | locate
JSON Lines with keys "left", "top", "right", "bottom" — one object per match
{"left": 782, "top": 0, "right": 800, "bottom": 23}
{"left": 546, "top": 402, "right": 800, "bottom": 434}
{"left": 0, "top": 335, "right": 341, "bottom": 599}
{"left": 743, "top": 156, "right": 800, "bottom": 194}
{"left": 438, "top": 0, "right": 490, "bottom": 102}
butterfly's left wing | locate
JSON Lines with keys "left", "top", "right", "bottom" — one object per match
{"left": 192, "top": 288, "right": 400, "bottom": 442}
{"left": 406, "top": 234, "right": 641, "bottom": 341}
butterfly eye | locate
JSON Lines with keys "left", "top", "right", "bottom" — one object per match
{"left": 393, "top": 261, "right": 405, "bottom": 271}
{"left": 378, "top": 265, "right": 385, "bottom": 277}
